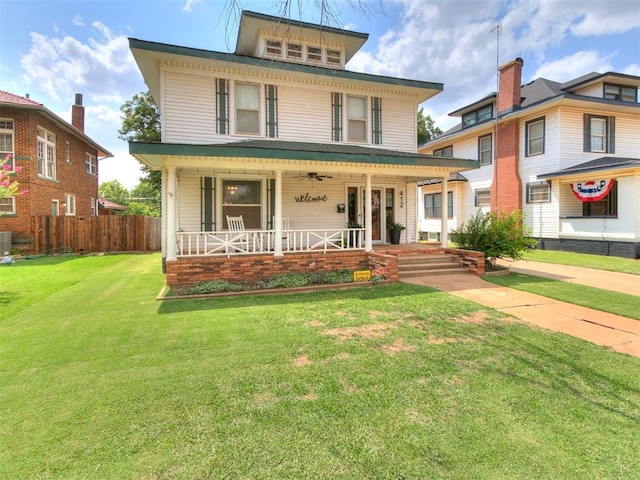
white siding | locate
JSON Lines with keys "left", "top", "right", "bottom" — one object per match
{"left": 164, "top": 71, "right": 216, "bottom": 143}
{"left": 177, "top": 175, "right": 202, "bottom": 231}
{"left": 161, "top": 66, "right": 419, "bottom": 152}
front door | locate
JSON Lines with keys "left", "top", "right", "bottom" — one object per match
{"left": 348, "top": 186, "right": 392, "bottom": 244}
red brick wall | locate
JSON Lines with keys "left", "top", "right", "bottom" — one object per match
{"left": 166, "top": 251, "right": 400, "bottom": 287}
{"left": 0, "top": 106, "right": 100, "bottom": 245}
{"left": 491, "top": 118, "right": 522, "bottom": 214}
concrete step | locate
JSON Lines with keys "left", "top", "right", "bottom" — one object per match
{"left": 397, "top": 254, "right": 454, "bottom": 265}
{"left": 400, "top": 262, "right": 463, "bottom": 272}
{"left": 399, "top": 268, "right": 471, "bottom": 278}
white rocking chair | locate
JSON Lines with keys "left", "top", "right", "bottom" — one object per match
{"left": 225, "top": 215, "right": 248, "bottom": 252}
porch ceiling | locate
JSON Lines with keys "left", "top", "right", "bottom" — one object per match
{"left": 130, "top": 140, "right": 479, "bottom": 181}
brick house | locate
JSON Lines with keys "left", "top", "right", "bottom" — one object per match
{"left": 419, "top": 58, "right": 640, "bottom": 258}
{"left": 128, "top": 10, "right": 480, "bottom": 285}
{"left": 0, "top": 91, "right": 112, "bottom": 251}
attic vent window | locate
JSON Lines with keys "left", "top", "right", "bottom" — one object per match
{"left": 287, "top": 43, "right": 302, "bottom": 59}
{"left": 265, "top": 41, "right": 282, "bottom": 56}
{"left": 307, "top": 46, "right": 322, "bottom": 62}
{"left": 326, "top": 49, "right": 341, "bottom": 65}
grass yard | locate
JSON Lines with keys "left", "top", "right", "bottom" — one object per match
{"left": 485, "top": 273, "right": 640, "bottom": 320}
{"left": 523, "top": 249, "right": 640, "bottom": 275}
{"left": 1, "top": 254, "right": 640, "bottom": 479}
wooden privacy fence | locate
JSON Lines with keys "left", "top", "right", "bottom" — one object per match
{"left": 32, "top": 215, "right": 161, "bottom": 254}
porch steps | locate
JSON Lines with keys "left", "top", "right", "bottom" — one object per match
{"left": 397, "top": 253, "right": 469, "bottom": 278}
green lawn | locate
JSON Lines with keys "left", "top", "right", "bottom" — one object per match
{"left": 523, "top": 249, "right": 640, "bottom": 275}
{"left": 1, "top": 254, "right": 640, "bottom": 479}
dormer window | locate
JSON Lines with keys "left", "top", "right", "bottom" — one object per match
{"left": 462, "top": 104, "right": 493, "bottom": 128}
{"left": 604, "top": 83, "right": 637, "bottom": 103}
{"left": 287, "top": 43, "right": 302, "bottom": 59}
{"left": 265, "top": 40, "right": 282, "bottom": 56}
{"left": 326, "top": 49, "right": 342, "bottom": 66}
{"left": 307, "top": 46, "right": 322, "bottom": 62}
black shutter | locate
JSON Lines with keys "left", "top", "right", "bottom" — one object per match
{"left": 609, "top": 116, "right": 615, "bottom": 154}
{"left": 331, "top": 92, "right": 343, "bottom": 141}
{"left": 216, "top": 79, "right": 229, "bottom": 135}
{"left": 265, "top": 85, "right": 278, "bottom": 138}
{"left": 202, "top": 177, "right": 214, "bottom": 231}
{"left": 583, "top": 113, "right": 591, "bottom": 152}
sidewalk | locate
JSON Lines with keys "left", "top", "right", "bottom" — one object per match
{"left": 402, "top": 261, "right": 640, "bottom": 358}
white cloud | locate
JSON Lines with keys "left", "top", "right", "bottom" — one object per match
{"left": 20, "top": 22, "right": 142, "bottom": 103}
{"left": 72, "top": 15, "right": 84, "bottom": 27}
{"left": 183, "top": 0, "right": 200, "bottom": 13}
{"left": 99, "top": 151, "right": 144, "bottom": 190}
{"left": 532, "top": 51, "right": 613, "bottom": 83}
{"left": 622, "top": 64, "right": 640, "bottom": 76}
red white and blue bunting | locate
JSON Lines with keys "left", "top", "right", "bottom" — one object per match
{"left": 569, "top": 179, "right": 614, "bottom": 202}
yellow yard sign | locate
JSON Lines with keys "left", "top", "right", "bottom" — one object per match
{"left": 353, "top": 270, "right": 371, "bottom": 282}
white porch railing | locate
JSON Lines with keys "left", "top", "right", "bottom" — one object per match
{"left": 176, "top": 228, "right": 365, "bottom": 257}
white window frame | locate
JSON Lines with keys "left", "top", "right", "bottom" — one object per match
{"left": 434, "top": 146, "right": 453, "bottom": 157}
{"left": 90, "top": 198, "right": 97, "bottom": 216}
{"left": 85, "top": 152, "right": 97, "bottom": 175}
{"left": 527, "top": 181, "right": 551, "bottom": 203}
{"left": 0, "top": 119, "right": 14, "bottom": 169}
{"left": 590, "top": 117, "right": 607, "bottom": 153}
{"left": 37, "top": 126, "right": 56, "bottom": 180}
{"left": 51, "top": 199, "right": 60, "bottom": 216}
{"left": 0, "top": 197, "right": 16, "bottom": 215}
{"left": 478, "top": 134, "right": 492, "bottom": 166}
{"left": 65, "top": 141, "right": 71, "bottom": 163}
{"left": 307, "top": 46, "right": 322, "bottom": 62}
{"left": 526, "top": 118, "right": 545, "bottom": 156}
{"left": 265, "top": 40, "right": 282, "bottom": 57}
{"left": 474, "top": 188, "right": 491, "bottom": 207}
{"left": 326, "top": 49, "right": 342, "bottom": 66}
{"left": 287, "top": 43, "right": 302, "bottom": 59}
{"left": 234, "top": 82, "right": 261, "bottom": 135}
{"left": 346, "top": 95, "right": 367, "bottom": 143}
{"left": 64, "top": 193, "right": 76, "bottom": 216}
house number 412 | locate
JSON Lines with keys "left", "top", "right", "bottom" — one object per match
{"left": 400, "top": 191, "right": 404, "bottom": 208}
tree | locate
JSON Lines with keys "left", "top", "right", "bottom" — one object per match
{"left": 119, "top": 91, "right": 162, "bottom": 193}
{"left": 417, "top": 108, "right": 443, "bottom": 146}
{"left": 98, "top": 179, "right": 130, "bottom": 207}
{"left": 453, "top": 210, "right": 538, "bottom": 270}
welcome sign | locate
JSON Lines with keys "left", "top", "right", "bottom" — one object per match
{"left": 570, "top": 179, "right": 614, "bottom": 202}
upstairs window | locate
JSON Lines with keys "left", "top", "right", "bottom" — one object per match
{"left": 287, "top": 43, "right": 302, "bottom": 59}
{"left": 307, "top": 46, "right": 321, "bottom": 62}
{"left": 0, "top": 119, "right": 14, "bottom": 169}
{"left": 433, "top": 146, "right": 453, "bottom": 157}
{"left": 85, "top": 153, "right": 97, "bottom": 175}
{"left": 235, "top": 83, "right": 260, "bottom": 135}
{"left": 478, "top": 134, "right": 492, "bottom": 166}
{"left": 265, "top": 40, "right": 282, "bottom": 56}
{"left": 65, "top": 142, "right": 71, "bottom": 163}
{"left": 462, "top": 104, "right": 493, "bottom": 128}
{"left": 584, "top": 114, "right": 615, "bottom": 153}
{"left": 604, "top": 83, "right": 637, "bottom": 103}
{"left": 326, "top": 49, "right": 342, "bottom": 66}
{"left": 347, "top": 95, "right": 367, "bottom": 142}
{"left": 37, "top": 126, "right": 56, "bottom": 180}
{"left": 526, "top": 117, "right": 545, "bottom": 156}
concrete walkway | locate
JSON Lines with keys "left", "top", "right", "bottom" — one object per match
{"left": 402, "top": 261, "right": 640, "bottom": 358}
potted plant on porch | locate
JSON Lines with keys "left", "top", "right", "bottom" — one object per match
{"left": 387, "top": 221, "right": 405, "bottom": 244}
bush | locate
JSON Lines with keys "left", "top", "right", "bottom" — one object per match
{"left": 453, "top": 210, "right": 537, "bottom": 269}
{"left": 257, "top": 270, "right": 355, "bottom": 289}
{"left": 182, "top": 280, "right": 244, "bottom": 295}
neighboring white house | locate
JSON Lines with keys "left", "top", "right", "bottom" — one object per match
{"left": 419, "top": 58, "right": 640, "bottom": 258}
{"left": 128, "top": 10, "right": 478, "bottom": 283}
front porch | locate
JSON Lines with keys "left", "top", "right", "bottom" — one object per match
{"left": 165, "top": 242, "right": 484, "bottom": 287}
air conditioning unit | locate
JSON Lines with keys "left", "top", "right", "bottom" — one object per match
{"left": 0, "top": 232, "right": 11, "bottom": 255}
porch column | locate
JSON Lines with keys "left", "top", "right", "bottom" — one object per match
{"left": 274, "top": 170, "right": 283, "bottom": 257}
{"left": 440, "top": 174, "right": 448, "bottom": 248}
{"left": 365, "top": 173, "right": 373, "bottom": 252}
{"left": 166, "top": 165, "right": 178, "bottom": 261}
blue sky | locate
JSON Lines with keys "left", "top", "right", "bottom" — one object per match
{"left": 1, "top": 0, "right": 639, "bottom": 188}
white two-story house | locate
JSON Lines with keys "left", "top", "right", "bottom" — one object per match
{"left": 129, "top": 10, "right": 478, "bottom": 285}
{"left": 419, "top": 58, "right": 640, "bottom": 258}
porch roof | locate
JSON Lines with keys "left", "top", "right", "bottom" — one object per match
{"left": 130, "top": 139, "right": 479, "bottom": 173}
{"left": 538, "top": 157, "right": 640, "bottom": 179}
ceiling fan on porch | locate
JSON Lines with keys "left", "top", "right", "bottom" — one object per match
{"left": 295, "top": 172, "right": 334, "bottom": 181}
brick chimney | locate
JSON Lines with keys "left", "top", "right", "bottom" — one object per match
{"left": 497, "top": 57, "right": 523, "bottom": 113}
{"left": 71, "top": 93, "right": 85, "bottom": 132}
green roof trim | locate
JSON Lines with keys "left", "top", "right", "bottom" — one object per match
{"left": 128, "top": 38, "right": 443, "bottom": 92}
{"left": 129, "top": 140, "right": 479, "bottom": 169}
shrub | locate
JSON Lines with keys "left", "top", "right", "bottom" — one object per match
{"left": 182, "top": 280, "right": 244, "bottom": 295}
{"left": 453, "top": 210, "right": 537, "bottom": 269}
